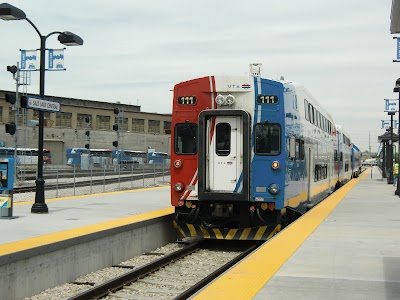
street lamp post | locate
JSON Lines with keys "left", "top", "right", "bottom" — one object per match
{"left": 395, "top": 78, "right": 400, "bottom": 196}
{"left": 388, "top": 112, "right": 395, "bottom": 184}
{"left": 0, "top": 3, "right": 83, "bottom": 212}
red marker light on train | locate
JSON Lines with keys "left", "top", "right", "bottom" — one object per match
{"left": 272, "top": 161, "right": 280, "bottom": 170}
{"left": 174, "top": 159, "right": 182, "bottom": 168}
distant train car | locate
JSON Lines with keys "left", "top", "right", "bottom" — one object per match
{"left": 147, "top": 151, "right": 170, "bottom": 165}
{"left": 170, "top": 73, "right": 359, "bottom": 240}
{"left": 0, "top": 147, "right": 52, "bottom": 165}
{"left": 66, "top": 148, "right": 112, "bottom": 166}
{"left": 112, "top": 150, "right": 147, "bottom": 166}
{"left": 351, "top": 144, "right": 362, "bottom": 178}
{"left": 334, "top": 125, "right": 353, "bottom": 188}
{"left": 87, "top": 149, "right": 112, "bottom": 166}
{"left": 66, "top": 148, "right": 89, "bottom": 165}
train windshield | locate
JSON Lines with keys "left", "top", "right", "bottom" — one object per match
{"left": 254, "top": 123, "right": 281, "bottom": 155}
{"left": 174, "top": 123, "right": 197, "bottom": 154}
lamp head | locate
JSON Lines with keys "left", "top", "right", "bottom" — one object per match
{"left": 0, "top": 3, "right": 26, "bottom": 20}
{"left": 58, "top": 31, "right": 84, "bottom": 46}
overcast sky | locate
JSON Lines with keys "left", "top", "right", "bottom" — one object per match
{"left": 0, "top": 0, "right": 397, "bottom": 152}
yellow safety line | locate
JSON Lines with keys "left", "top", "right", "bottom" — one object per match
{"left": 0, "top": 207, "right": 174, "bottom": 256}
{"left": 192, "top": 170, "right": 369, "bottom": 300}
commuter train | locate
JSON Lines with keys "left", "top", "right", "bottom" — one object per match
{"left": 171, "top": 72, "right": 361, "bottom": 240}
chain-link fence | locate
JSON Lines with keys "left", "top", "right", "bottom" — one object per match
{"left": 15, "top": 162, "right": 170, "bottom": 200}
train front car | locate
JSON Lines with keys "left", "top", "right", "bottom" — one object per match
{"left": 171, "top": 75, "right": 334, "bottom": 240}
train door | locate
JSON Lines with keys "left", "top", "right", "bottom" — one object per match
{"left": 198, "top": 110, "right": 250, "bottom": 201}
{"left": 208, "top": 117, "right": 241, "bottom": 192}
{"left": 307, "top": 146, "right": 312, "bottom": 202}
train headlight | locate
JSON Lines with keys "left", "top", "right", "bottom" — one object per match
{"left": 225, "top": 94, "right": 235, "bottom": 105}
{"left": 174, "top": 159, "right": 182, "bottom": 168}
{"left": 215, "top": 94, "right": 226, "bottom": 106}
{"left": 271, "top": 161, "right": 280, "bottom": 170}
{"left": 174, "top": 182, "right": 185, "bottom": 192}
{"left": 268, "top": 183, "right": 280, "bottom": 195}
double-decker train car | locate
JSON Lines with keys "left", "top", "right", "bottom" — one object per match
{"left": 334, "top": 124, "right": 353, "bottom": 188}
{"left": 171, "top": 72, "right": 359, "bottom": 240}
{"left": 351, "top": 144, "right": 362, "bottom": 178}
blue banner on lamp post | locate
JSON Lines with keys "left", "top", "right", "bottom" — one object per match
{"left": 382, "top": 120, "right": 399, "bottom": 129}
{"left": 384, "top": 98, "right": 399, "bottom": 112}
{"left": 397, "top": 38, "right": 400, "bottom": 60}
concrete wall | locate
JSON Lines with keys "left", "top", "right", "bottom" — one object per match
{"left": 0, "top": 215, "right": 176, "bottom": 300}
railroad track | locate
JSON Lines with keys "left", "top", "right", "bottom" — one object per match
{"left": 13, "top": 171, "right": 170, "bottom": 193}
{"left": 67, "top": 240, "right": 260, "bottom": 300}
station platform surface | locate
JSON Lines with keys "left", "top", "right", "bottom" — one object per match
{"left": 0, "top": 186, "right": 171, "bottom": 245}
{"left": 3, "top": 167, "right": 400, "bottom": 299}
{"left": 193, "top": 167, "right": 400, "bottom": 300}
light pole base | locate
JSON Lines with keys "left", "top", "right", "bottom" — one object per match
{"left": 31, "top": 203, "right": 49, "bottom": 213}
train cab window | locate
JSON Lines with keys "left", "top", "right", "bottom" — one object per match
{"left": 216, "top": 123, "right": 231, "bottom": 156}
{"left": 174, "top": 123, "right": 197, "bottom": 155}
{"left": 255, "top": 123, "right": 281, "bottom": 155}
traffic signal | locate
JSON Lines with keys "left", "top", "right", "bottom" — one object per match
{"left": 112, "top": 141, "right": 118, "bottom": 147}
{"left": 85, "top": 130, "right": 90, "bottom": 137}
{"left": 20, "top": 96, "right": 28, "bottom": 108}
{"left": 113, "top": 124, "right": 118, "bottom": 131}
{"left": 114, "top": 108, "right": 119, "bottom": 115}
{"left": 5, "top": 122, "right": 16, "bottom": 135}
{"left": 84, "top": 144, "right": 90, "bottom": 149}
{"left": 5, "top": 93, "right": 16, "bottom": 105}
{"left": 6, "top": 65, "right": 17, "bottom": 74}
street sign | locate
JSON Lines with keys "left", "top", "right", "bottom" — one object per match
{"left": 21, "top": 96, "right": 60, "bottom": 112}
{"left": 384, "top": 98, "right": 398, "bottom": 112}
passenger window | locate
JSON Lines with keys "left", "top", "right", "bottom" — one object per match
{"left": 216, "top": 123, "right": 231, "bottom": 156}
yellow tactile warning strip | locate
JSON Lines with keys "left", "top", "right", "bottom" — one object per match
{"left": 192, "top": 170, "right": 369, "bottom": 300}
{"left": 0, "top": 207, "right": 174, "bottom": 257}
{"left": 13, "top": 185, "right": 170, "bottom": 206}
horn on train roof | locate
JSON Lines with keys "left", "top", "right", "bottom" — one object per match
{"left": 249, "top": 63, "right": 262, "bottom": 77}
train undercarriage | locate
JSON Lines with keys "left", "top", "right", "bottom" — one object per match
{"left": 173, "top": 200, "right": 291, "bottom": 240}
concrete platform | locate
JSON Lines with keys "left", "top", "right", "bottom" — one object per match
{"left": 0, "top": 186, "right": 175, "bottom": 300}
{"left": 193, "top": 167, "right": 400, "bottom": 300}
{"left": 0, "top": 186, "right": 171, "bottom": 244}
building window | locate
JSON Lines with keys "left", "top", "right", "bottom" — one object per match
{"left": 77, "top": 114, "right": 92, "bottom": 129}
{"left": 8, "top": 107, "right": 25, "bottom": 125}
{"left": 0, "top": 106, "right": 2, "bottom": 123}
{"left": 132, "top": 118, "right": 144, "bottom": 132}
{"left": 56, "top": 112, "right": 72, "bottom": 127}
{"left": 33, "top": 110, "right": 51, "bottom": 127}
{"left": 96, "top": 115, "right": 110, "bottom": 130}
{"left": 164, "top": 121, "right": 171, "bottom": 134}
{"left": 148, "top": 120, "right": 160, "bottom": 134}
